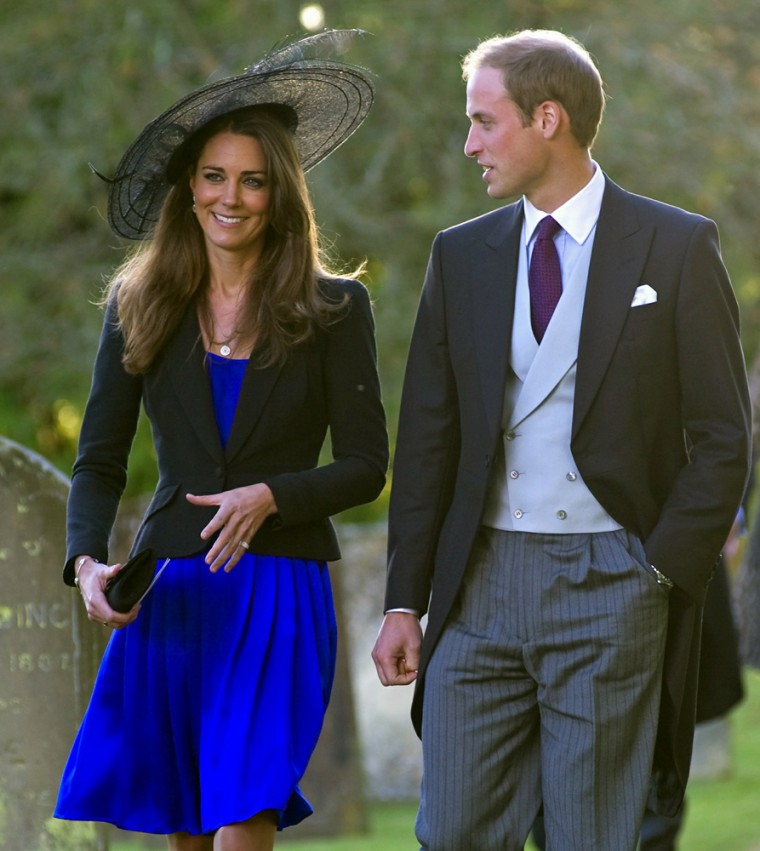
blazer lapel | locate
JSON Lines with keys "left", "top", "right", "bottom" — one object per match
{"left": 164, "top": 306, "right": 284, "bottom": 464}
{"left": 573, "top": 179, "right": 654, "bottom": 437}
{"left": 472, "top": 204, "right": 522, "bottom": 439}
{"left": 224, "top": 351, "right": 284, "bottom": 462}
{"left": 164, "top": 306, "right": 224, "bottom": 464}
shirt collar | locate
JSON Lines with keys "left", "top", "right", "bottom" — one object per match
{"left": 523, "top": 162, "right": 605, "bottom": 246}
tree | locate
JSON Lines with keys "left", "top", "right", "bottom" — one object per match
{"left": 3, "top": 0, "right": 760, "bottom": 498}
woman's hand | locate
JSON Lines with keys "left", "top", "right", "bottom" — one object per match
{"left": 186, "top": 483, "right": 278, "bottom": 572}
{"left": 74, "top": 556, "right": 141, "bottom": 629}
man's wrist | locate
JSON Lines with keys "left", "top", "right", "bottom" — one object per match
{"left": 385, "top": 607, "right": 420, "bottom": 618}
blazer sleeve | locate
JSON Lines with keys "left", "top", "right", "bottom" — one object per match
{"left": 63, "top": 298, "right": 143, "bottom": 584}
{"left": 262, "top": 280, "right": 388, "bottom": 526}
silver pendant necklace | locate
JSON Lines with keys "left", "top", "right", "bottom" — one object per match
{"left": 209, "top": 330, "right": 238, "bottom": 357}
{"left": 202, "top": 300, "right": 241, "bottom": 358}
{"left": 209, "top": 340, "right": 235, "bottom": 357}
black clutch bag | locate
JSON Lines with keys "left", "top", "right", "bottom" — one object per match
{"left": 105, "top": 548, "right": 160, "bottom": 613}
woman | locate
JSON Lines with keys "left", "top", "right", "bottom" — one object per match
{"left": 54, "top": 31, "right": 387, "bottom": 851}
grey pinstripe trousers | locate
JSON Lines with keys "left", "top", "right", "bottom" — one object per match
{"left": 416, "top": 527, "right": 669, "bottom": 851}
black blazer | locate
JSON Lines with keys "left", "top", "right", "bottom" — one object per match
{"left": 386, "top": 177, "right": 751, "bottom": 814}
{"left": 64, "top": 277, "right": 388, "bottom": 584}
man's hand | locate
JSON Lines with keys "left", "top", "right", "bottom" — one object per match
{"left": 372, "top": 611, "right": 423, "bottom": 686}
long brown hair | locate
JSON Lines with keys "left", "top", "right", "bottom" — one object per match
{"left": 106, "top": 106, "right": 356, "bottom": 375}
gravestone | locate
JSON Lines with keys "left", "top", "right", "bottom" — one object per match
{"left": 0, "top": 436, "right": 106, "bottom": 850}
{"left": 690, "top": 717, "right": 734, "bottom": 780}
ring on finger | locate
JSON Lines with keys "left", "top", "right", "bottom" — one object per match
{"left": 238, "top": 541, "right": 250, "bottom": 550}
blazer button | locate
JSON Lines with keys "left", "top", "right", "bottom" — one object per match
{"left": 505, "top": 431, "right": 517, "bottom": 441}
{"left": 514, "top": 509, "right": 524, "bottom": 519}
{"left": 509, "top": 470, "right": 519, "bottom": 479}
{"left": 557, "top": 510, "right": 568, "bottom": 520}
{"left": 566, "top": 472, "right": 577, "bottom": 482}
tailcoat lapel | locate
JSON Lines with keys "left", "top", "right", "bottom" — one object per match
{"left": 471, "top": 204, "right": 522, "bottom": 440}
{"left": 573, "top": 180, "right": 654, "bottom": 437}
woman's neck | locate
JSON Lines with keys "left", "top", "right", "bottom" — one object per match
{"left": 201, "top": 276, "right": 255, "bottom": 359}
{"left": 205, "top": 242, "right": 261, "bottom": 295}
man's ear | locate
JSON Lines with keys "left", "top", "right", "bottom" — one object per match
{"left": 534, "top": 100, "right": 563, "bottom": 138}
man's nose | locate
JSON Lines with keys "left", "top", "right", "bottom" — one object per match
{"left": 464, "top": 126, "right": 480, "bottom": 158}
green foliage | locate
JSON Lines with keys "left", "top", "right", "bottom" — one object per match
{"left": 4, "top": 0, "right": 760, "bottom": 511}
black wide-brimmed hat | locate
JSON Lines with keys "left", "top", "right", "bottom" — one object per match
{"left": 96, "top": 29, "right": 374, "bottom": 240}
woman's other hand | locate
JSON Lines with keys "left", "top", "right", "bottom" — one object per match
{"left": 186, "top": 483, "right": 278, "bottom": 572}
{"left": 74, "top": 556, "right": 141, "bottom": 629}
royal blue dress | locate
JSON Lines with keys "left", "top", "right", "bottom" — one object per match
{"left": 55, "top": 353, "right": 337, "bottom": 835}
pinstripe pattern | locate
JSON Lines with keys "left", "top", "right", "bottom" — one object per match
{"left": 416, "top": 527, "right": 669, "bottom": 851}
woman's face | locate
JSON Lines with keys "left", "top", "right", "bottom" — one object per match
{"left": 189, "top": 131, "right": 271, "bottom": 259}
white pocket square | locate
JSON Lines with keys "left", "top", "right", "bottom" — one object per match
{"left": 631, "top": 284, "right": 658, "bottom": 307}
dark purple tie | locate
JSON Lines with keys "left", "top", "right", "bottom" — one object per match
{"left": 529, "top": 216, "right": 562, "bottom": 342}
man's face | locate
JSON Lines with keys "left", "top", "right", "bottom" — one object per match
{"left": 464, "top": 66, "right": 548, "bottom": 200}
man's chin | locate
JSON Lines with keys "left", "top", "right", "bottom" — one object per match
{"left": 486, "top": 184, "right": 508, "bottom": 200}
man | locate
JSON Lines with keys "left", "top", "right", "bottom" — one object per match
{"left": 372, "top": 29, "right": 750, "bottom": 851}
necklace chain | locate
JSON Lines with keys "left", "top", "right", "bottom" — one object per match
{"left": 200, "top": 298, "right": 244, "bottom": 357}
{"left": 209, "top": 330, "right": 238, "bottom": 347}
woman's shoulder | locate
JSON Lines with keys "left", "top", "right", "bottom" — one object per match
{"left": 314, "top": 276, "right": 374, "bottom": 342}
{"left": 317, "top": 275, "right": 369, "bottom": 304}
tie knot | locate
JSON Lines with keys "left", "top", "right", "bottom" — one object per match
{"left": 536, "top": 215, "right": 561, "bottom": 241}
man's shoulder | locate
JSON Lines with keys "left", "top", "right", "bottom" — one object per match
{"left": 603, "top": 177, "right": 712, "bottom": 229}
{"left": 436, "top": 202, "right": 522, "bottom": 243}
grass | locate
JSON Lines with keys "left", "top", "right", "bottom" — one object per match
{"left": 677, "top": 667, "right": 760, "bottom": 851}
{"left": 278, "top": 803, "right": 417, "bottom": 851}
{"left": 113, "top": 671, "right": 760, "bottom": 851}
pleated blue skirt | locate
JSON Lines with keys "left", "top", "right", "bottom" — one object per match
{"left": 55, "top": 552, "right": 337, "bottom": 835}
